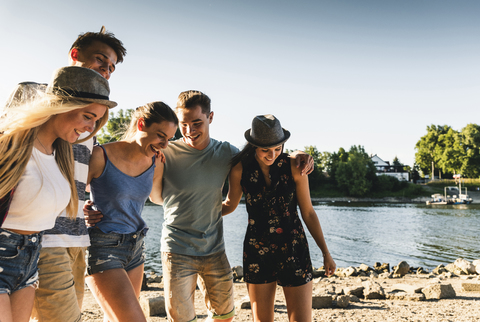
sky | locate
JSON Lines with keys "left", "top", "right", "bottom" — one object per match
{"left": 1, "top": 0, "right": 479, "bottom": 166}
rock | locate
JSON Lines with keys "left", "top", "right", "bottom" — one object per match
{"left": 473, "top": 259, "right": 480, "bottom": 267}
{"left": 336, "top": 295, "right": 350, "bottom": 308}
{"left": 393, "top": 261, "right": 410, "bottom": 277}
{"left": 422, "top": 283, "right": 456, "bottom": 300}
{"left": 461, "top": 283, "right": 480, "bottom": 292}
{"left": 239, "top": 295, "right": 251, "bottom": 309}
{"left": 378, "top": 272, "right": 392, "bottom": 279}
{"left": 348, "top": 294, "right": 360, "bottom": 302}
{"left": 139, "top": 293, "right": 166, "bottom": 316}
{"left": 362, "top": 281, "right": 386, "bottom": 299}
{"left": 312, "top": 295, "right": 333, "bottom": 309}
{"left": 454, "top": 258, "right": 476, "bottom": 275}
{"left": 141, "top": 273, "right": 149, "bottom": 291}
{"left": 374, "top": 262, "right": 390, "bottom": 273}
{"left": 432, "top": 264, "right": 448, "bottom": 275}
{"left": 312, "top": 268, "right": 326, "bottom": 278}
{"left": 343, "top": 286, "right": 365, "bottom": 298}
{"left": 390, "top": 283, "right": 422, "bottom": 294}
{"left": 445, "top": 263, "right": 465, "bottom": 276}
{"left": 477, "top": 264, "right": 480, "bottom": 275}
{"left": 232, "top": 266, "right": 244, "bottom": 281}
{"left": 386, "top": 291, "right": 425, "bottom": 301}
{"left": 359, "top": 263, "right": 371, "bottom": 272}
{"left": 343, "top": 266, "right": 357, "bottom": 277}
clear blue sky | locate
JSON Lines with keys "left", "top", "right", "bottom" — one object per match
{"left": 1, "top": 0, "right": 479, "bottom": 166}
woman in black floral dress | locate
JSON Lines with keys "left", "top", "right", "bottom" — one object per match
{"left": 223, "top": 114, "right": 336, "bottom": 322}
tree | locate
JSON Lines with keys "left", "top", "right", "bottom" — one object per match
{"left": 303, "top": 145, "right": 324, "bottom": 189}
{"left": 414, "top": 125, "right": 450, "bottom": 179}
{"left": 437, "top": 128, "right": 462, "bottom": 176}
{"left": 459, "top": 124, "right": 480, "bottom": 178}
{"left": 335, "top": 145, "right": 377, "bottom": 197}
{"left": 96, "top": 109, "right": 133, "bottom": 144}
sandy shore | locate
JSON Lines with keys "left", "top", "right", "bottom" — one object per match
{"left": 81, "top": 273, "right": 480, "bottom": 322}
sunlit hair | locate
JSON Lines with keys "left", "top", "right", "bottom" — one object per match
{"left": 231, "top": 143, "right": 284, "bottom": 167}
{"left": 0, "top": 93, "right": 109, "bottom": 218}
{"left": 70, "top": 26, "right": 127, "bottom": 64}
{"left": 122, "top": 101, "right": 178, "bottom": 141}
{"left": 176, "top": 90, "right": 211, "bottom": 115}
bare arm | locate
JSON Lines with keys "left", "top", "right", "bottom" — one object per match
{"left": 291, "top": 162, "right": 336, "bottom": 276}
{"left": 84, "top": 145, "right": 107, "bottom": 227}
{"left": 222, "top": 162, "right": 243, "bottom": 216}
{"left": 149, "top": 160, "right": 165, "bottom": 205}
{"left": 288, "top": 150, "right": 314, "bottom": 176}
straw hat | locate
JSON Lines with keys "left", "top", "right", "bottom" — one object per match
{"left": 46, "top": 66, "right": 117, "bottom": 108}
{"left": 245, "top": 114, "right": 290, "bottom": 148}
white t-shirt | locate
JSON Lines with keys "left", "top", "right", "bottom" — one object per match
{"left": 3, "top": 147, "right": 71, "bottom": 231}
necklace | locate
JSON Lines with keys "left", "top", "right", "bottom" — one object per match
{"left": 36, "top": 137, "right": 53, "bottom": 155}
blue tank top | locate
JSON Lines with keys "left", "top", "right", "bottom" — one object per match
{"left": 90, "top": 146, "right": 155, "bottom": 234}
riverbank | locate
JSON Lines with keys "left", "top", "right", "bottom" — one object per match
{"left": 81, "top": 260, "right": 480, "bottom": 321}
{"left": 312, "top": 188, "right": 480, "bottom": 204}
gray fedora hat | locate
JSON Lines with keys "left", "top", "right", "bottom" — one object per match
{"left": 245, "top": 114, "right": 290, "bottom": 148}
{"left": 46, "top": 66, "right": 117, "bottom": 108}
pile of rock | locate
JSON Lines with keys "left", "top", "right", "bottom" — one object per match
{"left": 237, "top": 258, "right": 480, "bottom": 310}
{"left": 139, "top": 259, "right": 480, "bottom": 316}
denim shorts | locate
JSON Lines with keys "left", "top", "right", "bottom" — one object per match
{"left": 86, "top": 228, "right": 146, "bottom": 275}
{"left": 0, "top": 228, "right": 43, "bottom": 295}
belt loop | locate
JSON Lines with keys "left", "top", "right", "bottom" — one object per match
{"left": 21, "top": 234, "right": 29, "bottom": 249}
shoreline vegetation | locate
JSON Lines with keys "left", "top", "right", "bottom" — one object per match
{"left": 82, "top": 258, "right": 480, "bottom": 321}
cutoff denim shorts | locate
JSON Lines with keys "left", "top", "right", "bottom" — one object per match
{"left": 0, "top": 228, "right": 43, "bottom": 294}
{"left": 86, "top": 228, "right": 146, "bottom": 275}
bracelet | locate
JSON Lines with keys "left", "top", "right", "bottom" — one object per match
{"left": 322, "top": 252, "right": 330, "bottom": 257}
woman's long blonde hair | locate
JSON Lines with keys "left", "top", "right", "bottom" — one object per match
{"left": 0, "top": 93, "right": 109, "bottom": 218}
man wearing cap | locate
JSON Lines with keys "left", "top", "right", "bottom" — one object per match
{"left": 149, "top": 90, "right": 313, "bottom": 322}
{"left": 5, "top": 27, "right": 126, "bottom": 322}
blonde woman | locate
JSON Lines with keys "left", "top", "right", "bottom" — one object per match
{"left": 85, "top": 102, "right": 178, "bottom": 322}
{"left": 0, "top": 66, "right": 115, "bottom": 322}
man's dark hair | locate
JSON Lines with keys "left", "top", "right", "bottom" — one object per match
{"left": 70, "top": 26, "right": 126, "bottom": 63}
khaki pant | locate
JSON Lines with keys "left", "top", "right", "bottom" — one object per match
{"left": 30, "top": 247, "right": 87, "bottom": 322}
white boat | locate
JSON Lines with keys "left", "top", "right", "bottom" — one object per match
{"left": 426, "top": 181, "right": 473, "bottom": 205}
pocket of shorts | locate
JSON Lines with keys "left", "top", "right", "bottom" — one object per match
{"left": 90, "top": 237, "right": 121, "bottom": 248}
{"left": 0, "top": 245, "right": 20, "bottom": 260}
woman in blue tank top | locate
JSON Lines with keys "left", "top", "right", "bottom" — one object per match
{"left": 222, "top": 115, "right": 336, "bottom": 322}
{"left": 85, "top": 102, "right": 178, "bottom": 322}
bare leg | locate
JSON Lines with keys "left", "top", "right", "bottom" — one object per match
{"left": 3, "top": 286, "right": 35, "bottom": 322}
{"left": 86, "top": 266, "right": 146, "bottom": 322}
{"left": 283, "top": 282, "right": 312, "bottom": 322}
{"left": 247, "top": 282, "right": 277, "bottom": 322}
{"left": 0, "top": 293, "right": 13, "bottom": 322}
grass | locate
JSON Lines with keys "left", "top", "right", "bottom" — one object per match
{"left": 310, "top": 182, "right": 431, "bottom": 199}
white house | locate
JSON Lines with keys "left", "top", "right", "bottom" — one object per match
{"left": 371, "top": 154, "right": 409, "bottom": 181}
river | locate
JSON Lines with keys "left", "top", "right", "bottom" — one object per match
{"left": 142, "top": 202, "right": 480, "bottom": 274}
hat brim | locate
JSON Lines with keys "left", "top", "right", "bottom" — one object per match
{"left": 56, "top": 95, "right": 117, "bottom": 109}
{"left": 244, "top": 128, "right": 290, "bottom": 148}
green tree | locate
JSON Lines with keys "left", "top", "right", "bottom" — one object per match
{"left": 459, "top": 124, "right": 480, "bottom": 178}
{"left": 335, "top": 145, "right": 377, "bottom": 197}
{"left": 327, "top": 147, "right": 348, "bottom": 183}
{"left": 414, "top": 125, "right": 450, "bottom": 179}
{"left": 96, "top": 109, "right": 133, "bottom": 144}
{"left": 437, "top": 128, "right": 462, "bottom": 176}
{"left": 303, "top": 145, "right": 324, "bottom": 189}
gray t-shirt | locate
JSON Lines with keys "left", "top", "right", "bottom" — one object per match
{"left": 161, "top": 138, "right": 238, "bottom": 256}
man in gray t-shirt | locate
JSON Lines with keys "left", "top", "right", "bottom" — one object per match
{"left": 150, "top": 90, "right": 313, "bottom": 322}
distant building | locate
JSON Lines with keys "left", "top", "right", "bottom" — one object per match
{"left": 371, "top": 154, "right": 409, "bottom": 181}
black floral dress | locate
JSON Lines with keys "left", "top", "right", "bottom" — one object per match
{"left": 241, "top": 153, "right": 313, "bottom": 286}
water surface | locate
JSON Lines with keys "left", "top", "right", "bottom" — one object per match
{"left": 143, "top": 202, "right": 480, "bottom": 273}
